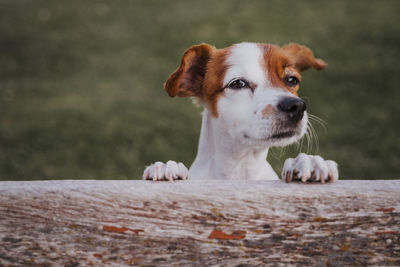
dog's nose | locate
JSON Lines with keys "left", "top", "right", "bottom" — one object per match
{"left": 278, "top": 97, "right": 306, "bottom": 123}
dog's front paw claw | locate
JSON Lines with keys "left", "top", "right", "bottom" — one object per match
{"left": 282, "top": 153, "right": 338, "bottom": 183}
{"left": 143, "top": 161, "right": 188, "bottom": 181}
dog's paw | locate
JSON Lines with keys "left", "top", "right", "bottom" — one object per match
{"left": 282, "top": 153, "right": 338, "bottom": 183}
{"left": 142, "top": 161, "right": 189, "bottom": 181}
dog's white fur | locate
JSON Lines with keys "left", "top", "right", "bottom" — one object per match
{"left": 143, "top": 42, "right": 338, "bottom": 183}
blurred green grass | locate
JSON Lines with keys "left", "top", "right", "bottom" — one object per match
{"left": 0, "top": 0, "right": 399, "bottom": 180}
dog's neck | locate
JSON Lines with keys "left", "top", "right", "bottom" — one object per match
{"left": 189, "top": 109, "right": 279, "bottom": 180}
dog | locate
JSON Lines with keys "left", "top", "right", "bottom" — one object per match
{"left": 142, "top": 42, "right": 338, "bottom": 183}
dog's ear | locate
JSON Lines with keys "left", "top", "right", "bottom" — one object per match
{"left": 164, "top": 43, "right": 215, "bottom": 97}
{"left": 283, "top": 43, "right": 327, "bottom": 72}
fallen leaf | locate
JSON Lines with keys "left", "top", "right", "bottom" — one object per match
{"left": 93, "top": 253, "right": 103, "bottom": 258}
{"left": 376, "top": 207, "right": 395, "bottom": 213}
{"left": 102, "top": 225, "right": 144, "bottom": 234}
{"left": 208, "top": 229, "right": 246, "bottom": 240}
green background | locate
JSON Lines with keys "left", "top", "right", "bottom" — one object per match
{"left": 1, "top": 0, "right": 399, "bottom": 180}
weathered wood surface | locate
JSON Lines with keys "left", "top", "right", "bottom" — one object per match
{"left": 0, "top": 180, "right": 399, "bottom": 266}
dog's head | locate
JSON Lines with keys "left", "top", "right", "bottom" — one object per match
{"left": 164, "top": 42, "right": 326, "bottom": 147}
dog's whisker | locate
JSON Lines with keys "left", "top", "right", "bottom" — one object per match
{"left": 304, "top": 121, "right": 314, "bottom": 153}
{"left": 299, "top": 133, "right": 306, "bottom": 152}
{"left": 306, "top": 119, "right": 319, "bottom": 153}
{"left": 310, "top": 126, "right": 316, "bottom": 149}
{"left": 299, "top": 126, "right": 308, "bottom": 153}
{"left": 306, "top": 128, "right": 312, "bottom": 153}
{"left": 308, "top": 113, "right": 326, "bottom": 124}
{"left": 308, "top": 114, "right": 327, "bottom": 133}
{"left": 306, "top": 125, "right": 312, "bottom": 153}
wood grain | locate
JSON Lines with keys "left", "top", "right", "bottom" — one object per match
{"left": 1, "top": 180, "right": 399, "bottom": 266}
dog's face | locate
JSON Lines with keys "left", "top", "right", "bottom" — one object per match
{"left": 165, "top": 42, "right": 326, "bottom": 148}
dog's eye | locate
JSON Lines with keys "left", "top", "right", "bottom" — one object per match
{"left": 285, "top": 76, "right": 300, "bottom": 87}
{"left": 227, "top": 79, "right": 249, "bottom": 90}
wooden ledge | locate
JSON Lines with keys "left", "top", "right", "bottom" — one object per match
{"left": 1, "top": 180, "right": 399, "bottom": 265}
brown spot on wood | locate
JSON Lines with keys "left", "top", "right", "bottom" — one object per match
{"left": 252, "top": 229, "right": 264, "bottom": 234}
{"left": 340, "top": 243, "right": 351, "bottom": 252}
{"left": 376, "top": 207, "right": 395, "bottom": 213}
{"left": 313, "top": 217, "right": 328, "bottom": 222}
{"left": 376, "top": 231, "right": 398, "bottom": 235}
{"left": 208, "top": 229, "right": 246, "bottom": 240}
{"left": 126, "top": 258, "right": 139, "bottom": 265}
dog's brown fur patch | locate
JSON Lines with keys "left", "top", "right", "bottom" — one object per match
{"left": 203, "top": 47, "right": 231, "bottom": 117}
{"left": 259, "top": 44, "right": 301, "bottom": 95}
{"left": 164, "top": 43, "right": 231, "bottom": 117}
{"left": 262, "top": 104, "right": 277, "bottom": 118}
